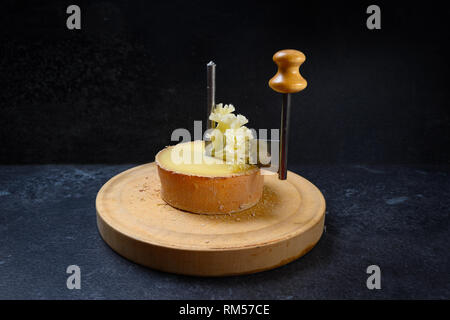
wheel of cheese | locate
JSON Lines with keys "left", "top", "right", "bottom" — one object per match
{"left": 155, "top": 141, "right": 263, "bottom": 214}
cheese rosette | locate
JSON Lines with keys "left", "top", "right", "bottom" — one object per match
{"left": 206, "top": 104, "right": 255, "bottom": 166}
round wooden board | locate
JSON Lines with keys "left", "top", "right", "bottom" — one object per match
{"left": 96, "top": 163, "right": 326, "bottom": 276}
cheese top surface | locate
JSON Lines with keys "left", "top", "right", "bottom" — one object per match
{"left": 156, "top": 141, "right": 257, "bottom": 177}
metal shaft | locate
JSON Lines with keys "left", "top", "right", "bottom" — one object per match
{"left": 206, "top": 61, "right": 216, "bottom": 130}
{"left": 279, "top": 93, "right": 291, "bottom": 180}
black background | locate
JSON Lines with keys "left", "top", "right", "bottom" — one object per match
{"left": 1, "top": 0, "right": 449, "bottom": 165}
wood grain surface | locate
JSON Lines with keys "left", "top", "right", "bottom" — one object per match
{"left": 96, "top": 162, "right": 325, "bottom": 276}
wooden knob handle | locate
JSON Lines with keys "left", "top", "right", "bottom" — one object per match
{"left": 269, "top": 49, "right": 307, "bottom": 94}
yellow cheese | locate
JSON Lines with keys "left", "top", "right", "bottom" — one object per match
{"left": 157, "top": 141, "right": 256, "bottom": 177}
{"left": 154, "top": 105, "right": 263, "bottom": 214}
{"left": 155, "top": 141, "right": 263, "bottom": 214}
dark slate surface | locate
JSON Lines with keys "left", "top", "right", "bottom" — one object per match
{"left": 0, "top": 164, "right": 449, "bottom": 299}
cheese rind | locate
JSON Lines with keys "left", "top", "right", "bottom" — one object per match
{"left": 155, "top": 141, "right": 264, "bottom": 214}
